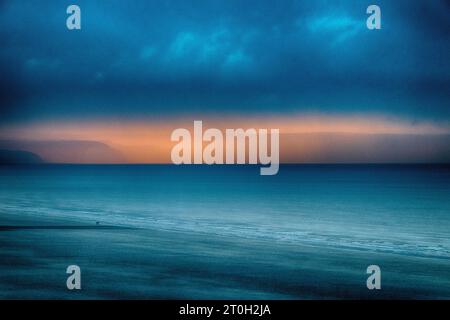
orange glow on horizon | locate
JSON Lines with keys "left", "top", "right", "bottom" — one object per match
{"left": 1, "top": 115, "right": 449, "bottom": 163}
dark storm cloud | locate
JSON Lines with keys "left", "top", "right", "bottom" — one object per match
{"left": 0, "top": 0, "right": 449, "bottom": 122}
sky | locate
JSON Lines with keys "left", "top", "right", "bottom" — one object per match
{"left": 0, "top": 0, "right": 449, "bottom": 163}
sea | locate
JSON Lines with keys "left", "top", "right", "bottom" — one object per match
{"left": 0, "top": 164, "right": 449, "bottom": 299}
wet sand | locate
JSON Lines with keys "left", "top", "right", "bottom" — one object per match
{"left": 1, "top": 214, "right": 450, "bottom": 299}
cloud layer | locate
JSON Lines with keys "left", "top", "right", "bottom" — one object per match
{"left": 0, "top": 0, "right": 449, "bottom": 122}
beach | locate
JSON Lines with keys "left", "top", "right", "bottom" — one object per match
{"left": 1, "top": 164, "right": 450, "bottom": 299}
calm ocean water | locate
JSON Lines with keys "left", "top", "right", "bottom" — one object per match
{"left": 0, "top": 164, "right": 449, "bottom": 299}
